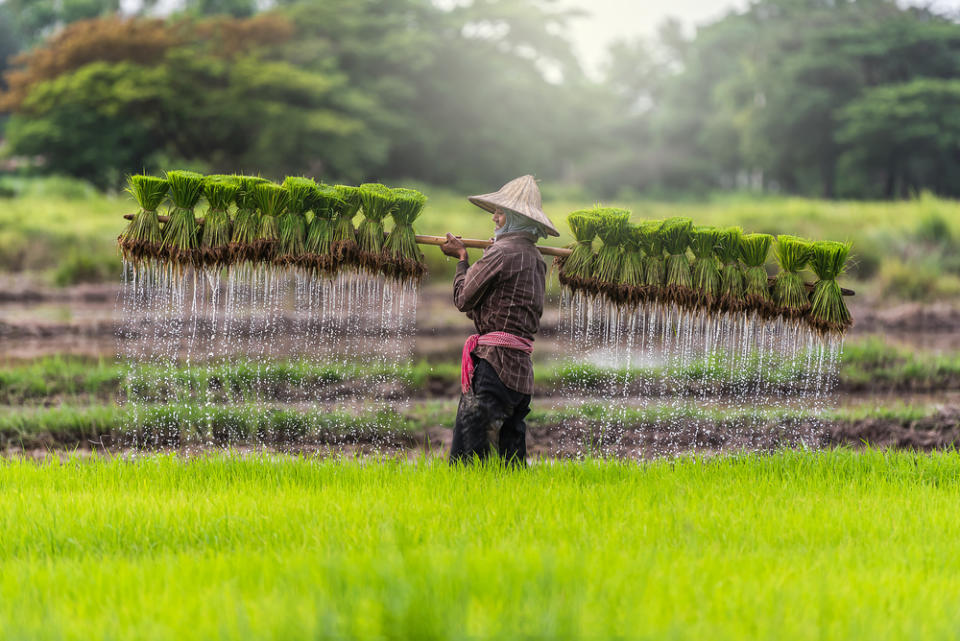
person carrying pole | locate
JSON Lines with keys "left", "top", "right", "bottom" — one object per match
{"left": 440, "top": 175, "right": 559, "bottom": 465}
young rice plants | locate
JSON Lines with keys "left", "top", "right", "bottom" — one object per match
{"left": 384, "top": 187, "right": 428, "bottom": 280}
{"left": 808, "top": 241, "right": 853, "bottom": 334}
{"left": 200, "top": 178, "right": 238, "bottom": 267}
{"left": 740, "top": 233, "right": 774, "bottom": 316}
{"left": 161, "top": 170, "right": 205, "bottom": 268}
{"left": 230, "top": 175, "right": 268, "bottom": 263}
{"left": 120, "top": 174, "right": 169, "bottom": 264}
{"left": 774, "top": 235, "right": 813, "bottom": 318}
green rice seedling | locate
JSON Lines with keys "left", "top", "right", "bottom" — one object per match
{"left": 660, "top": 217, "right": 694, "bottom": 306}
{"left": 618, "top": 223, "right": 645, "bottom": 305}
{"left": 357, "top": 183, "right": 397, "bottom": 272}
{"left": 739, "top": 233, "right": 775, "bottom": 316}
{"left": 204, "top": 174, "right": 240, "bottom": 185}
{"left": 277, "top": 177, "right": 315, "bottom": 267}
{"left": 640, "top": 220, "right": 664, "bottom": 300}
{"left": 200, "top": 179, "right": 238, "bottom": 267}
{"left": 229, "top": 175, "right": 268, "bottom": 263}
{"left": 716, "top": 227, "right": 746, "bottom": 312}
{"left": 332, "top": 184, "right": 361, "bottom": 265}
{"left": 690, "top": 226, "right": 721, "bottom": 310}
{"left": 304, "top": 184, "right": 344, "bottom": 275}
{"left": 384, "top": 187, "right": 428, "bottom": 281}
{"left": 252, "top": 182, "right": 289, "bottom": 262}
{"left": 807, "top": 240, "right": 853, "bottom": 334}
{"left": 161, "top": 170, "right": 205, "bottom": 267}
{"left": 119, "top": 174, "right": 168, "bottom": 264}
{"left": 774, "top": 235, "right": 813, "bottom": 318}
{"left": 593, "top": 208, "right": 631, "bottom": 300}
{"left": 558, "top": 210, "right": 600, "bottom": 293}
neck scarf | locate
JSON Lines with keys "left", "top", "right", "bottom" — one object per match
{"left": 495, "top": 211, "right": 547, "bottom": 240}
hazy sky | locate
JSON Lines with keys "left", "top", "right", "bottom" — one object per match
{"left": 563, "top": 0, "right": 960, "bottom": 73}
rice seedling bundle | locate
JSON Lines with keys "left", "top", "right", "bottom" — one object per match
{"left": 331, "top": 185, "right": 361, "bottom": 264}
{"left": 304, "top": 185, "right": 343, "bottom": 274}
{"left": 252, "top": 182, "right": 289, "bottom": 262}
{"left": 558, "top": 210, "right": 601, "bottom": 293}
{"left": 739, "top": 233, "right": 775, "bottom": 316}
{"left": 384, "top": 187, "right": 428, "bottom": 280}
{"left": 199, "top": 179, "right": 238, "bottom": 268}
{"left": 618, "top": 223, "right": 645, "bottom": 305}
{"left": 593, "top": 208, "right": 631, "bottom": 299}
{"left": 357, "top": 183, "right": 397, "bottom": 271}
{"left": 277, "top": 177, "right": 315, "bottom": 266}
{"left": 660, "top": 217, "right": 694, "bottom": 306}
{"left": 716, "top": 226, "right": 746, "bottom": 312}
{"left": 119, "top": 174, "right": 168, "bottom": 263}
{"left": 229, "top": 175, "right": 268, "bottom": 263}
{"left": 640, "top": 220, "right": 664, "bottom": 299}
{"left": 808, "top": 241, "right": 853, "bottom": 334}
{"left": 161, "top": 170, "right": 205, "bottom": 266}
{"left": 690, "top": 226, "right": 721, "bottom": 310}
{"left": 773, "top": 235, "right": 813, "bottom": 318}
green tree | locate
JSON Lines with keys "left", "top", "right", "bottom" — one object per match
{"left": 837, "top": 79, "right": 960, "bottom": 197}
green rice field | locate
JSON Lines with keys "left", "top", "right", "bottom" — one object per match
{"left": 2, "top": 451, "right": 960, "bottom": 640}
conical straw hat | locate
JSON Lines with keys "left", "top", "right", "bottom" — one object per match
{"left": 467, "top": 175, "right": 559, "bottom": 237}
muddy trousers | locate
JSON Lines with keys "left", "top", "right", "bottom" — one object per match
{"left": 449, "top": 358, "right": 530, "bottom": 465}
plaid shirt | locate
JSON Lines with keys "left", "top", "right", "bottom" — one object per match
{"left": 454, "top": 232, "right": 546, "bottom": 394}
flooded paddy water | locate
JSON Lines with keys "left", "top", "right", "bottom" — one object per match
{"left": 2, "top": 270, "right": 959, "bottom": 459}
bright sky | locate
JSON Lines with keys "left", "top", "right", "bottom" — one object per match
{"left": 562, "top": 0, "right": 960, "bottom": 74}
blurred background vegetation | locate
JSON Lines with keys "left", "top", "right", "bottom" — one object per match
{"left": 0, "top": 0, "right": 959, "bottom": 298}
{"left": 2, "top": 0, "right": 960, "bottom": 197}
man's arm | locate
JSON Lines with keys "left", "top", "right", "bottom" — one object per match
{"left": 453, "top": 246, "right": 503, "bottom": 312}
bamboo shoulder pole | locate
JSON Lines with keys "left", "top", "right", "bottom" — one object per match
{"left": 121, "top": 214, "right": 853, "bottom": 295}
{"left": 413, "top": 234, "right": 571, "bottom": 258}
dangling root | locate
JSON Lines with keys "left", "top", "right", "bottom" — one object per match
{"left": 744, "top": 294, "right": 778, "bottom": 320}
{"left": 228, "top": 242, "right": 257, "bottom": 264}
{"left": 118, "top": 237, "right": 164, "bottom": 264}
{"left": 804, "top": 314, "right": 853, "bottom": 335}
{"left": 382, "top": 256, "right": 427, "bottom": 282}
{"left": 252, "top": 239, "right": 278, "bottom": 263}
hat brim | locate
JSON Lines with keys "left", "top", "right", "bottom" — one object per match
{"left": 467, "top": 194, "right": 560, "bottom": 237}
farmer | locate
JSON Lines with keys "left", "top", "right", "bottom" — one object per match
{"left": 440, "top": 175, "right": 559, "bottom": 464}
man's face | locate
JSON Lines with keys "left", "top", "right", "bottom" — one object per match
{"left": 492, "top": 209, "right": 507, "bottom": 230}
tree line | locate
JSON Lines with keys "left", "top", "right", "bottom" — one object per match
{"left": 1, "top": 0, "right": 959, "bottom": 198}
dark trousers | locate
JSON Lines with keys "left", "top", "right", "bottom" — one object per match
{"left": 449, "top": 358, "right": 531, "bottom": 465}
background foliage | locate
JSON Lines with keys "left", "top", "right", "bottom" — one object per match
{"left": 1, "top": 0, "right": 959, "bottom": 197}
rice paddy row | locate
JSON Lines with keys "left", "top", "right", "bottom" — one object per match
{"left": 0, "top": 399, "right": 946, "bottom": 452}
{"left": 2, "top": 338, "right": 957, "bottom": 404}
{"left": 2, "top": 451, "right": 960, "bottom": 640}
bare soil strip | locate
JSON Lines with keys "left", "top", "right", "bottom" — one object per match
{"left": 5, "top": 410, "right": 959, "bottom": 458}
